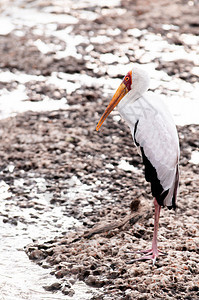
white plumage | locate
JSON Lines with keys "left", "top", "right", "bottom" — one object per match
{"left": 118, "top": 90, "right": 179, "bottom": 206}
{"left": 117, "top": 68, "right": 179, "bottom": 208}
{"left": 96, "top": 66, "right": 180, "bottom": 264}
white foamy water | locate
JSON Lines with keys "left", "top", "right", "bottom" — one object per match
{"left": 0, "top": 176, "right": 100, "bottom": 300}
{"left": 0, "top": 71, "right": 45, "bottom": 83}
{"left": 0, "top": 85, "right": 68, "bottom": 120}
{"left": 189, "top": 151, "right": 199, "bottom": 164}
{"left": 118, "top": 159, "right": 141, "bottom": 174}
{"left": 0, "top": 17, "right": 15, "bottom": 35}
{"left": 6, "top": 7, "right": 78, "bottom": 27}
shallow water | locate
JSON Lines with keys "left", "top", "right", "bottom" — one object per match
{"left": 0, "top": 221, "right": 67, "bottom": 300}
{"left": 0, "top": 176, "right": 99, "bottom": 299}
{"left": 0, "top": 229, "right": 96, "bottom": 300}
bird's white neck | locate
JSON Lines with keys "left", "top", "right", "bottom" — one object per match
{"left": 117, "top": 68, "right": 150, "bottom": 129}
{"left": 118, "top": 92, "right": 148, "bottom": 128}
{"left": 117, "top": 89, "right": 141, "bottom": 110}
{"left": 118, "top": 67, "right": 150, "bottom": 111}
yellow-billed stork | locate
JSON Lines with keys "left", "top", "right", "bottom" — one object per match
{"left": 96, "top": 67, "right": 180, "bottom": 264}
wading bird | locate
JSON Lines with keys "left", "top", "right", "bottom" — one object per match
{"left": 96, "top": 67, "right": 179, "bottom": 264}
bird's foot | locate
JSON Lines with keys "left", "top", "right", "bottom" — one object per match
{"left": 136, "top": 248, "right": 167, "bottom": 255}
{"left": 126, "top": 248, "right": 167, "bottom": 266}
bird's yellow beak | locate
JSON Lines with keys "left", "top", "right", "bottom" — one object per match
{"left": 96, "top": 82, "right": 128, "bottom": 131}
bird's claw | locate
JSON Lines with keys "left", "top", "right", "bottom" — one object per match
{"left": 126, "top": 254, "right": 158, "bottom": 265}
{"left": 136, "top": 248, "right": 167, "bottom": 256}
{"left": 126, "top": 248, "right": 167, "bottom": 265}
{"left": 127, "top": 255, "right": 153, "bottom": 264}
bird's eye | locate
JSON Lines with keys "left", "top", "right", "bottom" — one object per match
{"left": 125, "top": 77, "right": 129, "bottom": 81}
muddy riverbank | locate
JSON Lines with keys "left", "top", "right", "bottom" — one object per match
{"left": 0, "top": 0, "right": 199, "bottom": 299}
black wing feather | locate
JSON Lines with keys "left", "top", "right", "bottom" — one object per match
{"left": 134, "top": 121, "right": 169, "bottom": 207}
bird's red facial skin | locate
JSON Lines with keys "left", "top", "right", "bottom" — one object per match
{"left": 122, "top": 71, "right": 132, "bottom": 91}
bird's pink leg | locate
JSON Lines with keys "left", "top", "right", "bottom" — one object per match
{"left": 151, "top": 198, "right": 161, "bottom": 262}
{"left": 127, "top": 198, "right": 166, "bottom": 265}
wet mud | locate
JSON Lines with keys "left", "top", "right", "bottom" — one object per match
{"left": 0, "top": 0, "right": 199, "bottom": 299}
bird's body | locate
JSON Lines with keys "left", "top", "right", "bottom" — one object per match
{"left": 96, "top": 67, "right": 180, "bottom": 264}
{"left": 118, "top": 90, "right": 179, "bottom": 209}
